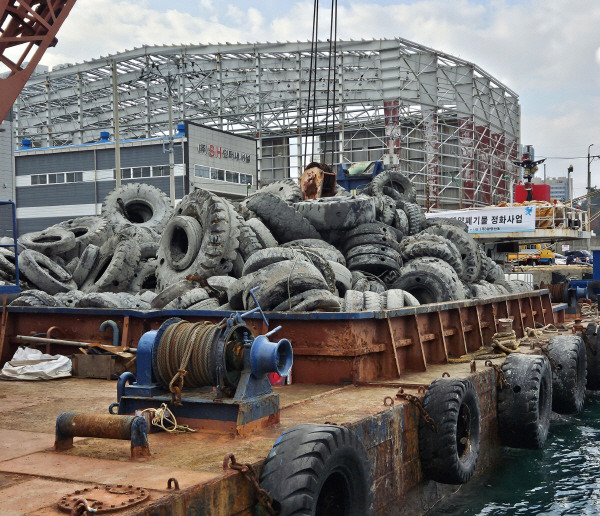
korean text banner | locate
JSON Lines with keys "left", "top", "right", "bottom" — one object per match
{"left": 425, "top": 206, "right": 537, "bottom": 233}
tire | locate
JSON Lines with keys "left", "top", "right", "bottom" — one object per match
{"left": 81, "top": 235, "right": 141, "bottom": 293}
{"left": 101, "top": 182, "right": 172, "bottom": 234}
{"left": 486, "top": 260, "right": 505, "bottom": 283}
{"left": 342, "top": 233, "right": 403, "bottom": 255}
{"left": 498, "top": 353, "right": 553, "bottom": 449}
{"left": 398, "top": 234, "right": 463, "bottom": 278}
{"left": 294, "top": 195, "right": 376, "bottom": 232}
{"left": 258, "top": 424, "right": 373, "bottom": 516}
{"left": 156, "top": 189, "right": 240, "bottom": 286}
{"left": 346, "top": 253, "right": 401, "bottom": 277}
{"left": 585, "top": 323, "right": 600, "bottom": 389}
{"left": 129, "top": 259, "right": 158, "bottom": 293}
{"left": 291, "top": 290, "right": 342, "bottom": 312}
{"left": 547, "top": 335, "right": 587, "bottom": 414}
{"left": 19, "top": 249, "right": 77, "bottom": 294}
{"left": 392, "top": 209, "right": 409, "bottom": 235}
{"left": 164, "top": 288, "right": 210, "bottom": 309}
{"left": 72, "top": 244, "right": 100, "bottom": 287}
{"left": 75, "top": 292, "right": 122, "bottom": 309}
{"left": 397, "top": 200, "right": 425, "bottom": 235}
{"left": 139, "top": 241, "right": 159, "bottom": 261}
{"left": 329, "top": 260, "right": 352, "bottom": 296}
{"left": 10, "top": 289, "right": 59, "bottom": 307}
{"left": 374, "top": 194, "right": 396, "bottom": 226}
{"left": 419, "top": 377, "right": 481, "bottom": 484}
{"left": 423, "top": 225, "right": 481, "bottom": 283}
{"left": 55, "top": 290, "right": 86, "bottom": 308}
{"left": 587, "top": 280, "right": 600, "bottom": 303}
{"left": 345, "top": 243, "right": 402, "bottom": 264}
{"left": 56, "top": 216, "right": 109, "bottom": 255}
{"left": 403, "top": 290, "right": 420, "bottom": 306}
{"left": 243, "top": 178, "right": 302, "bottom": 204}
{"left": 392, "top": 257, "right": 468, "bottom": 304}
{"left": 346, "top": 221, "right": 403, "bottom": 242}
{"left": 424, "top": 217, "right": 469, "bottom": 232}
{"left": 344, "top": 290, "right": 364, "bottom": 311}
{"left": 0, "top": 247, "right": 16, "bottom": 277}
{"left": 242, "top": 247, "right": 336, "bottom": 293}
{"left": 363, "top": 291, "right": 382, "bottom": 311}
{"left": 188, "top": 298, "right": 220, "bottom": 311}
{"left": 385, "top": 289, "right": 405, "bottom": 309}
{"left": 281, "top": 239, "right": 346, "bottom": 265}
{"left": 151, "top": 280, "right": 197, "bottom": 309}
{"left": 242, "top": 260, "right": 330, "bottom": 311}
{"left": 273, "top": 288, "right": 332, "bottom": 312}
{"left": 246, "top": 217, "right": 279, "bottom": 248}
{"left": 367, "top": 280, "right": 386, "bottom": 294}
{"left": 365, "top": 170, "right": 416, "bottom": 203}
{"left": 247, "top": 193, "right": 320, "bottom": 243}
{"left": 18, "top": 227, "right": 76, "bottom": 256}
{"left": 238, "top": 219, "right": 264, "bottom": 260}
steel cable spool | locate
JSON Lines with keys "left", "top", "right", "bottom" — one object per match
{"left": 152, "top": 318, "right": 248, "bottom": 392}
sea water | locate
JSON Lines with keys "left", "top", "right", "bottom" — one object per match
{"left": 429, "top": 391, "right": 600, "bottom": 515}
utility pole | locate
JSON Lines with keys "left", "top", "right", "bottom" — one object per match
{"left": 588, "top": 144, "right": 594, "bottom": 232}
{"left": 112, "top": 61, "right": 121, "bottom": 188}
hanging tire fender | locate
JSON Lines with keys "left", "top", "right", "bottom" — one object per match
{"left": 419, "top": 377, "right": 481, "bottom": 484}
{"left": 497, "top": 353, "right": 553, "bottom": 449}
{"left": 547, "top": 335, "right": 587, "bottom": 414}
{"left": 257, "top": 424, "right": 374, "bottom": 516}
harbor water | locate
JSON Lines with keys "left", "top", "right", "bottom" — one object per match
{"left": 430, "top": 391, "right": 600, "bottom": 515}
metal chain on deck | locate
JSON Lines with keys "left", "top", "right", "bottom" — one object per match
{"left": 394, "top": 389, "right": 438, "bottom": 433}
{"left": 484, "top": 360, "right": 510, "bottom": 390}
{"left": 540, "top": 346, "right": 562, "bottom": 370}
{"left": 223, "top": 453, "right": 276, "bottom": 516}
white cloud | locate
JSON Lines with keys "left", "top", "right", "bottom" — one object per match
{"left": 32, "top": 0, "right": 600, "bottom": 195}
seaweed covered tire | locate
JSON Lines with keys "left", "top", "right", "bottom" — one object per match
{"left": 258, "top": 424, "right": 373, "bottom": 516}
{"left": 585, "top": 323, "right": 600, "bottom": 389}
{"left": 419, "top": 377, "right": 481, "bottom": 485}
{"left": 547, "top": 335, "right": 587, "bottom": 414}
{"left": 247, "top": 193, "right": 320, "bottom": 243}
{"left": 392, "top": 257, "right": 468, "bottom": 304}
{"left": 102, "top": 183, "right": 172, "bottom": 234}
{"left": 364, "top": 170, "right": 416, "bottom": 203}
{"left": 498, "top": 353, "right": 553, "bottom": 449}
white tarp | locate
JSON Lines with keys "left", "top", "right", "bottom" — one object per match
{"left": 0, "top": 347, "right": 72, "bottom": 381}
{"left": 425, "top": 206, "right": 537, "bottom": 234}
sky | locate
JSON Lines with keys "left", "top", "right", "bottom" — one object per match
{"left": 31, "top": 0, "right": 600, "bottom": 197}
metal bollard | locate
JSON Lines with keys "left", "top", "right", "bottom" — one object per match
{"left": 54, "top": 412, "right": 150, "bottom": 458}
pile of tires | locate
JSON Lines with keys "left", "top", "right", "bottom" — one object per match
{"left": 5, "top": 171, "right": 525, "bottom": 311}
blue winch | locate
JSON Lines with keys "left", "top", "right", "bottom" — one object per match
{"left": 111, "top": 288, "right": 293, "bottom": 435}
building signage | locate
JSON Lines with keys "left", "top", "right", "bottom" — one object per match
{"left": 425, "top": 206, "right": 537, "bottom": 233}
{"left": 196, "top": 143, "right": 251, "bottom": 163}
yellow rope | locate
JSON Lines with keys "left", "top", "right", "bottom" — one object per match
{"left": 141, "top": 403, "right": 196, "bottom": 433}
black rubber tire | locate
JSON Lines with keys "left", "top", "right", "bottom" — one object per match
{"left": 291, "top": 290, "right": 342, "bottom": 312}
{"left": 72, "top": 244, "right": 100, "bottom": 287}
{"left": 392, "top": 257, "right": 468, "bottom": 304}
{"left": 346, "top": 221, "right": 403, "bottom": 242}
{"left": 486, "top": 260, "right": 505, "bottom": 283}
{"left": 365, "top": 170, "right": 416, "bottom": 203}
{"left": 346, "top": 253, "right": 401, "bottom": 277}
{"left": 247, "top": 193, "right": 320, "bottom": 243}
{"left": 238, "top": 219, "right": 264, "bottom": 260}
{"left": 102, "top": 182, "right": 173, "bottom": 234}
{"left": 75, "top": 292, "right": 122, "bottom": 309}
{"left": 19, "top": 249, "right": 77, "bottom": 294}
{"left": 398, "top": 234, "right": 463, "bottom": 278}
{"left": 242, "top": 260, "right": 329, "bottom": 311}
{"left": 81, "top": 235, "right": 141, "bottom": 293}
{"left": 396, "top": 200, "right": 425, "bottom": 235}
{"left": 241, "top": 247, "right": 335, "bottom": 293}
{"left": 151, "top": 280, "right": 198, "bottom": 309}
{"left": 10, "top": 289, "right": 59, "bottom": 307}
{"left": 392, "top": 208, "right": 409, "bottom": 236}
{"left": 245, "top": 217, "right": 278, "bottom": 248}
{"left": 258, "top": 424, "right": 374, "bottom": 516}
{"left": 294, "top": 195, "right": 377, "bottom": 232}
{"left": 243, "top": 179, "right": 302, "bottom": 205}
{"left": 164, "top": 288, "right": 210, "bottom": 310}
{"left": 18, "top": 227, "right": 76, "bottom": 256}
{"left": 419, "top": 377, "right": 481, "bottom": 485}
{"left": 329, "top": 260, "right": 352, "bottom": 296}
{"left": 129, "top": 259, "right": 159, "bottom": 293}
{"left": 585, "top": 323, "right": 600, "bottom": 389}
{"left": 188, "top": 298, "right": 220, "bottom": 311}
{"left": 424, "top": 217, "right": 469, "bottom": 232}
{"left": 345, "top": 243, "right": 402, "bottom": 264}
{"left": 342, "top": 233, "right": 403, "bottom": 255}
{"left": 156, "top": 189, "right": 240, "bottom": 286}
{"left": 374, "top": 194, "right": 396, "bottom": 226}
{"left": 547, "top": 335, "right": 587, "bottom": 414}
{"left": 498, "top": 353, "right": 553, "bottom": 449}
{"left": 423, "top": 225, "right": 481, "bottom": 283}
{"left": 206, "top": 276, "right": 236, "bottom": 303}
{"left": 159, "top": 215, "right": 202, "bottom": 271}
{"left": 281, "top": 239, "right": 346, "bottom": 265}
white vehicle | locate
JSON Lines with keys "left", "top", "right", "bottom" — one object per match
{"left": 554, "top": 253, "right": 567, "bottom": 265}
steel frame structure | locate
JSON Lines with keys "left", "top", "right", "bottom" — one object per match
{"left": 14, "top": 38, "right": 520, "bottom": 209}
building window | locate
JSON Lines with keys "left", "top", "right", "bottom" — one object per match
{"left": 132, "top": 167, "right": 142, "bottom": 179}
{"left": 152, "top": 165, "right": 169, "bottom": 177}
{"left": 141, "top": 166, "right": 151, "bottom": 178}
{"left": 217, "top": 169, "right": 225, "bottom": 181}
{"left": 31, "top": 174, "right": 47, "bottom": 185}
{"left": 194, "top": 165, "right": 210, "bottom": 178}
{"left": 66, "top": 172, "right": 83, "bottom": 183}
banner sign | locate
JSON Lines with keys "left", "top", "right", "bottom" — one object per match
{"left": 425, "top": 206, "right": 537, "bottom": 233}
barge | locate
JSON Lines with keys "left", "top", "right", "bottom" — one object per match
{"left": 0, "top": 288, "right": 586, "bottom": 516}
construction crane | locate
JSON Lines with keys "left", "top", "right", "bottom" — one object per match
{"left": 0, "top": 0, "right": 77, "bottom": 123}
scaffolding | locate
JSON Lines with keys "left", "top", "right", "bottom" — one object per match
{"left": 13, "top": 38, "right": 520, "bottom": 209}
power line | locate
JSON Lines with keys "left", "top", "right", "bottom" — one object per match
{"left": 538, "top": 155, "right": 600, "bottom": 160}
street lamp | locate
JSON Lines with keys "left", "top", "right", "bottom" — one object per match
{"left": 568, "top": 164, "right": 573, "bottom": 205}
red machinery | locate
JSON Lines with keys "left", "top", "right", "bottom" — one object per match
{"left": 0, "top": 0, "right": 77, "bottom": 122}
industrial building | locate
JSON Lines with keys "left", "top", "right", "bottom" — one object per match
{"left": 7, "top": 38, "right": 520, "bottom": 221}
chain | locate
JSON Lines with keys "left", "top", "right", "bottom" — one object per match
{"left": 395, "top": 390, "right": 438, "bottom": 432}
{"left": 484, "top": 360, "right": 510, "bottom": 389}
{"left": 223, "top": 453, "right": 277, "bottom": 516}
{"left": 540, "top": 346, "right": 562, "bottom": 370}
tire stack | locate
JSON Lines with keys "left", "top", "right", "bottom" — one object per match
{"left": 6, "top": 173, "right": 526, "bottom": 312}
